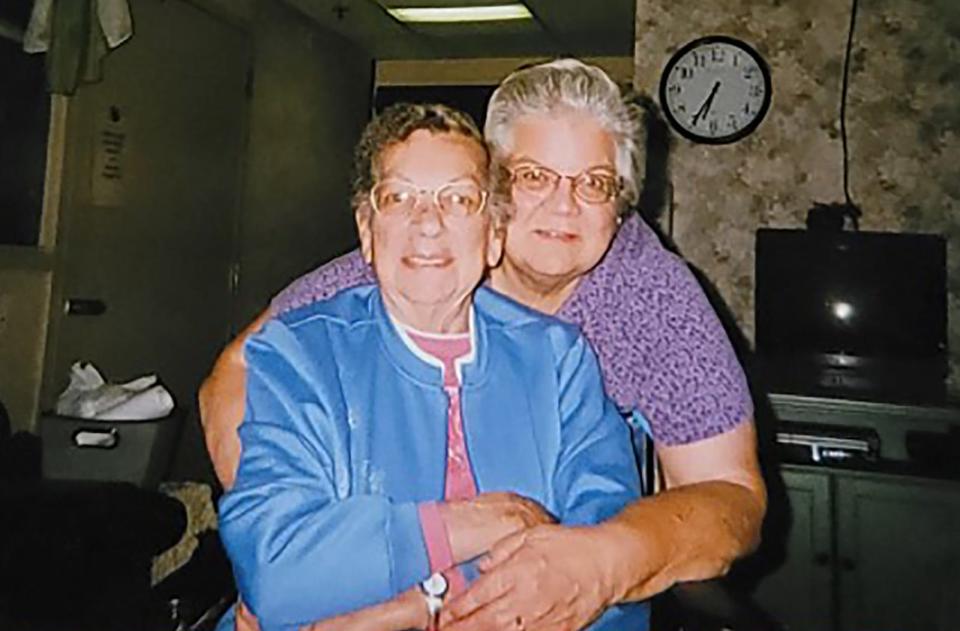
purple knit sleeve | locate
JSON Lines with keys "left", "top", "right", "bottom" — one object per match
{"left": 558, "top": 215, "right": 753, "bottom": 446}
{"left": 269, "top": 249, "right": 376, "bottom": 315}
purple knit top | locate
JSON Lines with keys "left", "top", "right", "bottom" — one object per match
{"left": 271, "top": 214, "right": 752, "bottom": 445}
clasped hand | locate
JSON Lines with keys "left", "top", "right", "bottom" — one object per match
{"left": 439, "top": 523, "right": 617, "bottom": 631}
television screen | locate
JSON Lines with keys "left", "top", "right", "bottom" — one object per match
{"left": 755, "top": 229, "right": 947, "bottom": 366}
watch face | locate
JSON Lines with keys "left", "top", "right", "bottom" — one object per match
{"left": 659, "top": 35, "right": 772, "bottom": 144}
{"left": 421, "top": 572, "right": 449, "bottom": 597}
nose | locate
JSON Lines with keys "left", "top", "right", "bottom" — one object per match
{"left": 549, "top": 176, "right": 581, "bottom": 216}
{"left": 410, "top": 193, "right": 445, "bottom": 236}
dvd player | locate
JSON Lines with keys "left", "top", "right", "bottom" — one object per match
{"left": 775, "top": 421, "right": 880, "bottom": 465}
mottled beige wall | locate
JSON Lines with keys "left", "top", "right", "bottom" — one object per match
{"left": 635, "top": 0, "right": 960, "bottom": 393}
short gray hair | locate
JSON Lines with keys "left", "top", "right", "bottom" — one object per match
{"left": 352, "top": 102, "right": 510, "bottom": 224}
{"left": 485, "top": 58, "right": 644, "bottom": 211}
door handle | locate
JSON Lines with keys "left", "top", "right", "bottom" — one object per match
{"left": 73, "top": 428, "right": 119, "bottom": 449}
{"left": 65, "top": 298, "right": 107, "bottom": 316}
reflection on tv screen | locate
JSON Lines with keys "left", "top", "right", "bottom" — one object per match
{"left": 755, "top": 229, "right": 947, "bottom": 362}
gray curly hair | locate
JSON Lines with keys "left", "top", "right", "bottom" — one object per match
{"left": 484, "top": 58, "right": 645, "bottom": 212}
{"left": 351, "top": 102, "right": 509, "bottom": 222}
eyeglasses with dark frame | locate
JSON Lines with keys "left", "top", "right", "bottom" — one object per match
{"left": 509, "top": 163, "right": 622, "bottom": 205}
{"left": 369, "top": 180, "right": 489, "bottom": 217}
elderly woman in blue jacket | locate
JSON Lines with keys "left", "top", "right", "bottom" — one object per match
{"left": 217, "top": 103, "right": 646, "bottom": 631}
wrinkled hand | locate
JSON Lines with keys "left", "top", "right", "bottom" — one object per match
{"left": 440, "top": 525, "right": 616, "bottom": 631}
{"left": 441, "top": 492, "right": 555, "bottom": 563}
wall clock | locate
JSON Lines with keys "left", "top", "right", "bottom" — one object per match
{"left": 659, "top": 35, "right": 772, "bottom": 144}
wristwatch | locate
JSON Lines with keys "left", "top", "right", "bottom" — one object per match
{"left": 419, "top": 572, "right": 449, "bottom": 630}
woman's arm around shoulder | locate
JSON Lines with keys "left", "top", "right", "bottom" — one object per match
{"left": 597, "top": 418, "right": 766, "bottom": 603}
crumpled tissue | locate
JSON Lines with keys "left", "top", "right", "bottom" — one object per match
{"left": 56, "top": 361, "right": 175, "bottom": 421}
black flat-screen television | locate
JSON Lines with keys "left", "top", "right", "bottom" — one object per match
{"left": 755, "top": 228, "right": 948, "bottom": 399}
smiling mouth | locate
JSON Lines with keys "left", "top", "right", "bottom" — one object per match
{"left": 403, "top": 255, "right": 452, "bottom": 267}
{"left": 534, "top": 229, "right": 578, "bottom": 242}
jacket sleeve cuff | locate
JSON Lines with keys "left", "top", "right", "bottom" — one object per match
{"left": 418, "top": 501, "right": 456, "bottom": 574}
{"left": 388, "top": 501, "right": 432, "bottom": 592}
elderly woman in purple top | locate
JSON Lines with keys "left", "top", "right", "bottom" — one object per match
{"left": 201, "top": 58, "right": 766, "bottom": 631}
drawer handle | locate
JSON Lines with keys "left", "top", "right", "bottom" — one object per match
{"left": 65, "top": 298, "right": 107, "bottom": 316}
{"left": 73, "top": 428, "right": 119, "bottom": 449}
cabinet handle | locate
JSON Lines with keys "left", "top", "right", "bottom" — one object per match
{"left": 65, "top": 298, "right": 107, "bottom": 316}
{"left": 814, "top": 553, "right": 831, "bottom": 566}
{"left": 840, "top": 557, "right": 856, "bottom": 571}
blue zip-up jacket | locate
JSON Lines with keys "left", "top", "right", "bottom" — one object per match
{"left": 218, "top": 285, "right": 649, "bottom": 630}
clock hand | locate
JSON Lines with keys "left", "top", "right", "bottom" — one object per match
{"left": 691, "top": 80, "right": 721, "bottom": 127}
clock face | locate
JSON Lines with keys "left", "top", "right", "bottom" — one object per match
{"left": 659, "top": 36, "right": 772, "bottom": 144}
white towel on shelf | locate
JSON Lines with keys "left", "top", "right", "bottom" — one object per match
{"left": 97, "top": 0, "right": 133, "bottom": 47}
{"left": 96, "top": 385, "right": 175, "bottom": 421}
{"left": 21, "top": 0, "right": 51, "bottom": 53}
{"left": 56, "top": 361, "right": 174, "bottom": 421}
{"left": 23, "top": 0, "right": 132, "bottom": 53}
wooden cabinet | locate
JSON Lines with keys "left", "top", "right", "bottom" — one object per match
{"left": 834, "top": 475, "right": 960, "bottom": 631}
{"left": 749, "top": 395, "right": 960, "bottom": 631}
{"left": 751, "top": 469, "right": 833, "bottom": 631}
{"left": 753, "top": 467, "right": 960, "bottom": 631}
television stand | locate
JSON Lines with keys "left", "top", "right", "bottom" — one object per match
{"left": 754, "top": 356, "right": 949, "bottom": 407}
{"left": 747, "top": 391, "right": 960, "bottom": 631}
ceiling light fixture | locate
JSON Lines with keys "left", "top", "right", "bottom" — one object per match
{"left": 385, "top": 4, "right": 533, "bottom": 24}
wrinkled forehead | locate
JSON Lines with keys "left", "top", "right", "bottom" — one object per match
{"left": 501, "top": 112, "right": 617, "bottom": 171}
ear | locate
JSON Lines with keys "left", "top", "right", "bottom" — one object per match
{"left": 485, "top": 221, "right": 505, "bottom": 269}
{"left": 355, "top": 204, "right": 374, "bottom": 265}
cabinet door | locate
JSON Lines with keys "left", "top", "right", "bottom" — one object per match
{"left": 44, "top": 0, "right": 249, "bottom": 420}
{"left": 835, "top": 475, "right": 960, "bottom": 631}
{"left": 752, "top": 469, "right": 834, "bottom": 631}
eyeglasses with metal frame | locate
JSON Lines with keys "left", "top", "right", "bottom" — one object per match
{"left": 510, "top": 163, "right": 622, "bottom": 205}
{"left": 369, "top": 180, "right": 489, "bottom": 217}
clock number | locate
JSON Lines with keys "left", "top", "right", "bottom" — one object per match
{"left": 749, "top": 84, "right": 764, "bottom": 98}
{"left": 679, "top": 66, "right": 694, "bottom": 80}
{"left": 733, "top": 53, "right": 741, "bottom": 67}
{"left": 711, "top": 47, "right": 725, "bottom": 63}
{"left": 668, "top": 83, "right": 682, "bottom": 96}
{"left": 709, "top": 119, "right": 718, "bottom": 134}
{"left": 744, "top": 102, "right": 752, "bottom": 115}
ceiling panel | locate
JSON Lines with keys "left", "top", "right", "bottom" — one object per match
{"left": 384, "top": 0, "right": 529, "bottom": 7}
{"left": 526, "top": 0, "right": 635, "bottom": 55}
{"left": 283, "top": 0, "right": 635, "bottom": 59}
